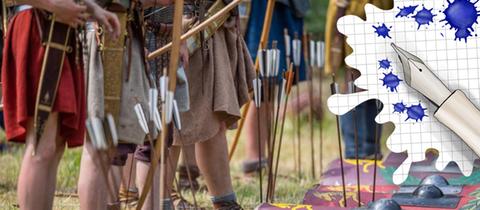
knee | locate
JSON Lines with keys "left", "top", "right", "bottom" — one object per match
{"left": 27, "top": 145, "right": 64, "bottom": 166}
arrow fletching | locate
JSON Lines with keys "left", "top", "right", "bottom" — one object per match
{"left": 134, "top": 103, "right": 149, "bottom": 134}
{"left": 292, "top": 37, "right": 302, "bottom": 67}
{"left": 253, "top": 77, "right": 262, "bottom": 108}
{"left": 159, "top": 75, "right": 169, "bottom": 102}
{"left": 316, "top": 41, "right": 325, "bottom": 69}
{"left": 284, "top": 28, "right": 291, "bottom": 57}
{"left": 105, "top": 113, "right": 119, "bottom": 146}
{"left": 172, "top": 100, "right": 182, "bottom": 130}
{"left": 310, "top": 40, "right": 316, "bottom": 67}
{"left": 165, "top": 91, "right": 174, "bottom": 123}
{"left": 149, "top": 88, "right": 158, "bottom": 120}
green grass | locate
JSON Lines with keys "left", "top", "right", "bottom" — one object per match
{"left": 0, "top": 115, "right": 334, "bottom": 209}
{"left": 0, "top": 80, "right": 394, "bottom": 209}
{"left": 0, "top": 81, "right": 394, "bottom": 209}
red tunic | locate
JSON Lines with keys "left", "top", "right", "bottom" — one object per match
{"left": 2, "top": 9, "right": 86, "bottom": 147}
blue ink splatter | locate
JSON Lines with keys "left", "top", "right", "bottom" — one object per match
{"left": 380, "top": 72, "right": 402, "bottom": 92}
{"left": 396, "top": 5, "right": 418, "bottom": 18}
{"left": 441, "top": 0, "right": 480, "bottom": 42}
{"left": 413, "top": 6, "right": 436, "bottom": 29}
{"left": 406, "top": 103, "right": 427, "bottom": 122}
{"left": 378, "top": 58, "right": 392, "bottom": 70}
{"left": 393, "top": 102, "right": 407, "bottom": 113}
{"left": 373, "top": 23, "right": 392, "bottom": 39}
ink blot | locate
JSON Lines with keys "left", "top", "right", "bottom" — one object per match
{"left": 406, "top": 103, "right": 427, "bottom": 122}
{"left": 413, "top": 6, "right": 436, "bottom": 29}
{"left": 396, "top": 5, "right": 418, "bottom": 18}
{"left": 373, "top": 23, "right": 392, "bottom": 39}
{"left": 379, "top": 58, "right": 392, "bottom": 70}
{"left": 380, "top": 72, "right": 402, "bottom": 92}
{"left": 393, "top": 102, "right": 407, "bottom": 113}
{"left": 441, "top": 0, "right": 480, "bottom": 42}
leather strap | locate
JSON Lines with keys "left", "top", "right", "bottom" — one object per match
{"left": 34, "top": 11, "right": 72, "bottom": 149}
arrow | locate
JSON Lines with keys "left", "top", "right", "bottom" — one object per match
{"left": 331, "top": 74, "right": 347, "bottom": 207}
{"left": 228, "top": 0, "right": 277, "bottom": 162}
{"left": 136, "top": 0, "right": 184, "bottom": 209}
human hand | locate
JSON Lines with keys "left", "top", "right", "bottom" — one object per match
{"left": 50, "top": 0, "right": 88, "bottom": 28}
{"left": 90, "top": 5, "right": 121, "bottom": 39}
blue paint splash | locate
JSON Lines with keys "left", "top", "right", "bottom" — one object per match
{"left": 373, "top": 23, "right": 392, "bottom": 39}
{"left": 380, "top": 72, "right": 402, "bottom": 92}
{"left": 396, "top": 5, "right": 418, "bottom": 18}
{"left": 441, "top": 0, "right": 480, "bottom": 42}
{"left": 413, "top": 6, "right": 436, "bottom": 29}
{"left": 378, "top": 58, "right": 392, "bottom": 70}
{"left": 406, "top": 103, "right": 427, "bottom": 122}
{"left": 393, "top": 102, "right": 407, "bottom": 113}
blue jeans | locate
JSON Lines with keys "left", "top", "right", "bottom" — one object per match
{"left": 340, "top": 100, "right": 382, "bottom": 159}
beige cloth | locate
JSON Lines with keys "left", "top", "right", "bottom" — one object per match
{"left": 84, "top": 25, "right": 150, "bottom": 145}
{"left": 173, "top": 18, "right": 256, "bottom": 145}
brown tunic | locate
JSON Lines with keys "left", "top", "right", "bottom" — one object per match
{"left": 174, "top": 18, "right": 255, "bottom": 145}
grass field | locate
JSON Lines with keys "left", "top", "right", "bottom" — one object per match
{"left": 0, "top": 86, "right": 349, "bottom": 210}
{"left": 0, "top": 118, "right": 335, "bottom": 209}
{"left": 0, "top": 80, "right": 393, "bottom": 209}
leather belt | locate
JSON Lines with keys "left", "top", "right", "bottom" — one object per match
{"left": 34, "top": 10, "right": 73, "bottom": 150}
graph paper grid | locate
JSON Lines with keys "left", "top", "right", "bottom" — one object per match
{"left": 327, "top": 1, "right": 479, "bottom": 184}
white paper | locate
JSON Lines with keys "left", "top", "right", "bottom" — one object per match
{"left": 328, "top": 1, "right": 480, "bottom": 184}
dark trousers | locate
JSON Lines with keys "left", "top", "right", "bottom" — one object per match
{"left": 340, "top": 100, "right": 382, "bottom": 159}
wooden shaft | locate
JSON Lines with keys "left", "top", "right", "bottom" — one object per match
{"left": 228, "top": 0, "right": 276, "bottom": 162}
{"left": 148, "top": 0, "right": 243, "bottom": 60}
{"left": 137, "top": 1, "right": 184, "bottom": 209}
{"left": 167, "top": 0, "right": 184, "bottom": 91}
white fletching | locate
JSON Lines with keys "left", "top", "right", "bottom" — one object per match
{"left": 269, "top": 49, "right": 276, "bottom": 77}
{"left": 106, "top": 114, "right": 118, "bottom": 146}
{"left": 149, "top": 88, "right": 158, "bottom": 120}
{"left": 134, "top": 104, "right": 149, "bottom": 134}
{"left": 284, "top": 33, "right": 291, "bottom": 57}
{"left": 252, "top": 78, "right": 262, "bottom": 108}
{"left": 292, "top": 39, "right": 302, "bottom": 67}
{"left": 274, "top": 49, "right": 281, "bottom": 77}
{"left": 85, "top": 118, "right": 100, "bottom": 149}
{"left": 173, "top": 100, "right": 182, "bottom": 130}
{"left": 92, "top": 117, "right": 107, "bottom": 150}
{"left": 310, "top": 40, "right": 316, "bottom": 67}
{"left": 165, "top": 91, "right": 174, "bottom": 123}
{"left": 316, "top": 41, "right": 325, "bottom": 69}
{"left": 153, "top": 107, "right": 163, "bottom": 131}
{"left": 159, "top": 76, "right": 168, "bottom": 102}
